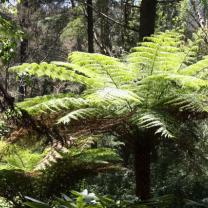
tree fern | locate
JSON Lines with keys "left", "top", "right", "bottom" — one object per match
{"left": 9, "top": 31, "right": 208, "bottom": 140}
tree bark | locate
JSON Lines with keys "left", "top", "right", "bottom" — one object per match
{"left": 87, "top": 0, "right": 94, "bottom": 53}
{"left": 134, "top": 133, "right": 152, "bottom": 200}
{"left": 71, "top": 1, "right": 82, "bottom": 51}
{"left": 71, "top": 0, "right": 75, "bottom": 8}
{"left": 97, "top": 0, "right": 111, "bottom": 55}
{"left": 19, "top": 0, "right": 29, "bottom": 63}
{"left": 122, "top": 0, "right": 131, "bottom": 49}
{"left": 0, "top": 83, "right": 14, "bottom": 110}
{"left": 18, "top": 0, "right": 29, "bottom": 101}
{"left": 139, "top": 0, "right": 157, "bottom": 41}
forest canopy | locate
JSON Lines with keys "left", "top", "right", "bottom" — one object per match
{"left": 0, "top": 0, "right": 208, "bottom": 208}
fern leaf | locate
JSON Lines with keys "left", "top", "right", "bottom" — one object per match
{"left": 131, "top": 111, "right": 175, "bottom": 138}
{"left": 57, "top": 108, "right": 100, "bottom": 124}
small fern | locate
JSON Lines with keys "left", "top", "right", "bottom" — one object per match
{"left": 35, "top": 146, "right": 121, "bottom": 171}
{"left": 0, "top": 141, "right": 43, "bottom": 171}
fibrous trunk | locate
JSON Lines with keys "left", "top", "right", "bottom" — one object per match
{"left": 134, "top": 134, "right": 152, "bottom": 200}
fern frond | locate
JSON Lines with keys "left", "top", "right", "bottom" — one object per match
{"left": 180, "top": 55, "right": 208, "bottom": 78}
{"left": 131, "top": 111, "right": 175, "bottom": 138}
{"left": 10, "top": 53, "right": 135, "bottom": 91}
{"left": 140, "top": 73, "right": 208, "bottom": 90}
{"left": 9, "top": 62, "right": 92, "bottom": 86}
{"left": 165, "top": 93, "right": 208, "bottom": 113}
{"left": 72, "top": 148, "right": 121, "bottom": 164}
{"left": 57, "top": 108, "right": 100, "bottom": 124}
{"left": 68, "top": 52, "right": 134, "bottom": 89}
{"left": 57, "top": 88, "right": 141, "bottom": 124}
{"left": 0, "top": 141, "right": 43, "bottom": 171}
{"left": 17, "top": 93, "right": 73, "bottom": 109}
{"left": 127, "top": 31, "right": 186, "bottom": 75}
{"left": 88, "top": 87, "right": 141, "bottom": 108}
{"left": 17, "top": 87, "right": 141, "bottom": 125}
{"left": 17, "top": 94, "right": 88, "bottom": 115}
{"left": 35, "top": 147, "right": 120, "bottom": 170}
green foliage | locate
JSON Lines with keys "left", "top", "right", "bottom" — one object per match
{"left": 0, "top": 169, "right": 35, "bottom": 205}
{"left": 3, "top": 148, "right": 43, "bottom": 171}
{"left": 83, "top": 170, "right": 135, "bottom": 201}
{"left": 25, "top": 190, "right": 199, "bottom": 208}
{"left": 16, "top": 93, "right": 77, "bottom": 115}
{"left": 0, "top": 139, "right": 121, "bottom": 204}
{"left": 0, "top": 141, "right": 43, "bottom": 171}
{"left": 10, "top": 31, "right": 208, "bottom": 140}
{"left": 0, "top": 15, "right": 22, "bottom": 64}
{"left": 38, "top": 147, "right": 121, "bottom": 171}
{"left": 0, "top": 121, "right": 8, "bottom": 137}
{"left": 128, "top": 32, "right": 185, "bottom": 72}
{"left": 36, "top": 147, "right": 121, "bottom": 198}
{"left": 156, "top": 1, "right": 182, "bottom": 32}
{"left": 25, "top": 189, "right": 140, "bottom": 208}
{"left": 0, "top": 140, "right": 120, "bottom": 173}
{"left": 5, "top": 31, "right": 208, "bottom": 207}
{"left": 60, "top": 16, "right": 86, "bottom": 43}
{"left": 0, "top": 197, "right": 12, "bottom": 208}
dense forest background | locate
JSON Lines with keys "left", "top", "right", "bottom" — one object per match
{"left": 0, "top": 0, "right": 208, "bottom": 207}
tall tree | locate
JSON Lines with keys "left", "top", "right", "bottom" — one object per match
{"left": 17, "top": 0, "right": 30, "bottom": 101}
{"left": 18, "top": 0, "right": 29, "bottom": 63}
{"left": 87, "top": 0, "right": 94, "bottom": 53}
{"left": 97, "top": 0, "right": 111, "bottom": 55}
{"left": 71, "top": 0, "right": 75, "bottom": 8}
{"left": 139, "top": 0, "right": 157, "bottom": 41}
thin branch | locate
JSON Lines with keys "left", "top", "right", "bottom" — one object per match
{"left": 80, "top": 0, "right": 140, "bottom": 32}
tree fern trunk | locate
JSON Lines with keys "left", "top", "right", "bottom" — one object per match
{"left": 134, "top": 133, "right": 152, "bottom": 200}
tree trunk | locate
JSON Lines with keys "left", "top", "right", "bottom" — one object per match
{"left": 97, "top": 0, "right": 111, "bottom": 55}
{"left": 134, "top": 133, "right": 152, "bottom": 200}
{"left": 71, "top": 0, "right": 75, "bottom": 8}
{"left": 0, "top": 83, "right": 14, "bottom": 110}
{"left": 20, "top": 38, "right": 28, "bottom": 63}
{"left": 122, "top": 0, "right": 132, "bottom": 50}
{"left": 87, "top": 0, "right": 94, "bottom": 53}
{"left": 139, "top": 0, "right": 157, "bottom": 41}
{"left": 18, "top": 0, "right": 29, "bottom": 101}
{"left": 19, "top": 0, "right": 29, "bottom": 63}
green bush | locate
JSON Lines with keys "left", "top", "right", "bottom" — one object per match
{"left": 25, "top": 190, "right": 140, "bottom": 208}
{"left": 0, "top": 197, "right": 13, "bottom": 208}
